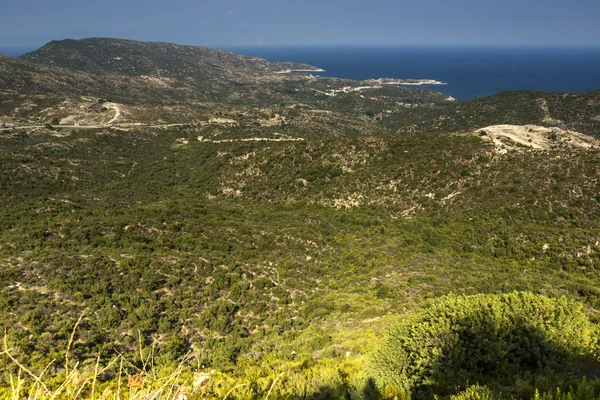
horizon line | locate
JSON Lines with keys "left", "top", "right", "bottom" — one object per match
{"left": 1, "top": 38, "right": 600, "bottom": 50}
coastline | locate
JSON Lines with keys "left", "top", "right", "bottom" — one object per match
{"left": 394, "top": 81, "right": 447, "bottom": 86}
{"left": 367, "top": 78, "right": 447, "bottom": 86}
{"left": 275, "top": 68, "right": 326, "bottom": 74}
{"left": 229, "top": 46, "right": 600, "bottom": 100}
{"left": 272, "top": 62, "right": 451, "bottom": 98}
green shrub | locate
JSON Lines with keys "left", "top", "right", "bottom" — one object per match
{"left": 450, "top": 384, "right": 498, "bottom": 400}
{"left": 371, "top": 292, "right": 600, "bottom": 398}
{"left": 535, "top": 379, "right": 600, "bottom": 400}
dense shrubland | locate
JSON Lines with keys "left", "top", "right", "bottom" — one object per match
{"left": 1, "top": 91, "right": 600, "bottom": 398}
{"left": 380, "top": 90, "right": 600, "bottom": 137}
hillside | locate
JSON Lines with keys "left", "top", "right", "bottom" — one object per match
{"left": 20, "top": 38, "right": 317, "bottom": 78}
{"left": 2, "top": 116, "right": 600, "bottom": 398}
{"left": 2, "top": 39, "right": 600, "bottom": 399}
{"left": 0, "top": 54, "right": 298, "bottom": 105}
{"left": 380, "top": 90, "right": 600, "bottom": 138}
{"left": 16, "top": 38, "right": 326, "bottom": 104}
{"left": 0, "top": 39, "right": 325, "bottom": 104}
{"left": 0, "top": 54, "right": 210, "bottom": 105}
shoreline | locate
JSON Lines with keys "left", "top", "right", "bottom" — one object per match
{"left": 275, "top": 68, "right": 326, "bottom": 74}
{"left": 394, "top": 81, "right": 447, "bottom": 86}
{"left": 274, "top": 66, "right": 446, "bottom": 87}
{"left": 367, "top": 78, "right": 447, "bottom": 86}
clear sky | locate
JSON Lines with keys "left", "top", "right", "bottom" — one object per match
{"left": 1, "top": 0, "right": 599, "bottom": 48}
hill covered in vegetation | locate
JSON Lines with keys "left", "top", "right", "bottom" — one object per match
{"left": 1, "top": 38, "right": 322, "bottom": 104}
{"left": 2, "top": 116, "right": 600, "bottom": 398}
{"left": 20, "top": 38, "right": 316, "bottom": 79}
{"left": 1, "top": 39, "right": 600, "bottom": 399}
{"left": 380, "top": 90, "right": 600, "bottom": 138}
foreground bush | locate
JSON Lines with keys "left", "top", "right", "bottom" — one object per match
{"left": 371, "top": 292, "right": 600, "bottom": 398}
{"left": 450, "top": 380, "right": 600, "bottom": 400}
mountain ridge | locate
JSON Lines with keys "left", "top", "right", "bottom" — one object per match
{"left": 0, "top": 38, "right": 322, "bottom": 104}
{"left": 20, "top": 37, "right": 318, "bottom": 78}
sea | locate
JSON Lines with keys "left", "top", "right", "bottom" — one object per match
{"left": 3, "top": 45, "right": 600, "bottom": 100}
{"left": 0, "top": 48, "right": 31, "bottom": 57}
{"left": 220, "top": 45, "right": 600, "bottom": 100}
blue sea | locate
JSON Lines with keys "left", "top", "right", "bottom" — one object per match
{"left": 0, "top": 48, "right": 32, "bottom": 57}
{"left": 3, "top": 45, "right": 600, "bottom": 100}
{"left": 221, "top": 45, "right": 600, "bottom": 100}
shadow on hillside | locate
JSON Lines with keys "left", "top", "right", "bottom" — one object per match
{"left": 301, "top": 377, "right": 381, "bottom": 400}
{"left": 289, "top": 354, "right": 600, "bottom": 400}
{"left": 408, "top": 318, "right": 600, "bottom": 400}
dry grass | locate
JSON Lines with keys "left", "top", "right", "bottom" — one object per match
{"left": 0, "top": 319, "right": 291, "bottom": 400}
{"left": 0, "top": 318, "right": 213, "bottom": 400}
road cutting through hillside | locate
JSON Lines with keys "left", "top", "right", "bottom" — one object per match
{"left": 105, "top": 103, "right": 122, "bottom": 125}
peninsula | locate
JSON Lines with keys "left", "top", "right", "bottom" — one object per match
{"left": 367, "top": 77, "right": 447, "bottom": 85}
{"left": 275, "top": 68, "right": 326, "bottom": 73}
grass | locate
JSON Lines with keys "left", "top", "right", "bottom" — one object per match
{"left": 2, "top": 320, "right": 205, "bottom": 400}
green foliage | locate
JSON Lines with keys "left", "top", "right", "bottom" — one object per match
{"left": 378, "top": 90, "right": 600, "bottom": 138}
{"left": 535, "top": 379, "right": 600, "bottom": 400}
{"left": 450, "top": 384, "right": 498, "bottom": 400}
{"left": 1, "top": 91, "right": 600, "bottom": 397}
{"left": 451, "top": 380, "right": 600, "bottom": 400}
{"left": 371, "top": 292, "right": 600, "bottom": 397}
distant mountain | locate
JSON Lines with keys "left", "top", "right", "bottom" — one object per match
{"left": 20, "top": 38, "right": 315, "bottom": 79}
{"left": 0, "top": 54, "right": 200, "bottom": 104}
{"left": 0, "top": 38, "right": 319, "bottom": 104}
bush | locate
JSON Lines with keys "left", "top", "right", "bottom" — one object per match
{"left": 450, "top": 384, "right": 498, "bottom": 400}
{"left": 371, "top": 292, "right": 600, "bottom": 397}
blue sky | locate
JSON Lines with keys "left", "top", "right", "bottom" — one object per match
{"left": 1, "top": 0, "right": 599, "bottom": 48}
